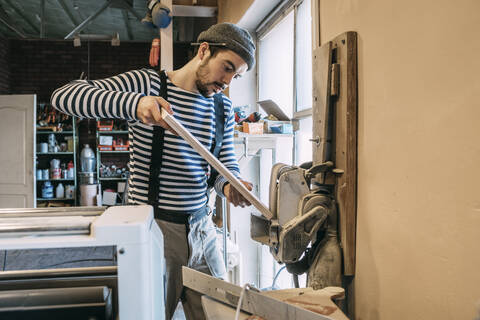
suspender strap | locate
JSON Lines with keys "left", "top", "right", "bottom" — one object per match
{"left": 206, "top": 94, "right": 224, "bottom": 188}
{"left": 147, "top": 70, "right": 167, "bottom": 206}
{"left": 148, "top": 71, "right": 225, "bottom": 217}
{"left": 212, "top": 94, "right": 225, "bottom": 156}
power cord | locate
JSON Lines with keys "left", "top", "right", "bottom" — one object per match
{"left": 235, "top": 283, "right": 257, "bottom": 320}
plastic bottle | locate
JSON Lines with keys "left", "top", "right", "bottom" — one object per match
{"left": 42, "top": 181, "right": 54, "bottom": 198}
{"left": 80, "top": 144, "right": 96, "bottom": 172}
{"left": 56, "top": 183, "right": 64, "bottom": 199}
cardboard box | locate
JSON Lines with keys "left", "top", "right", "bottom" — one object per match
{"left": 263, "top": 120, "right": 293, "bottom": 134}
{"left": 257, "top": 99, "right": 292, "bottom": 134}
{"left": 99, "top": 136, "right": 113, "bottom": 145}
{"left": 242, "top": 122, "right": 264, "bottom": 134}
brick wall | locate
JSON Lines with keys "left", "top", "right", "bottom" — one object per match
{"left": 0, "top": 38, "right": 10, "bottom": 94}
{"left": 8, "top": 39, "right": 191, "bottom": 102}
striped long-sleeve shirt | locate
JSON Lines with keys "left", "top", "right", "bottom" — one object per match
{"left": 51, "top": 68, "right": 240, "bottom": 213}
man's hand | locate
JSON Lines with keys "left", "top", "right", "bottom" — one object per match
{"left": 136, "top": 96, "right": 176, "bottom": 133}
{"left": 223, "top": 180, "right": 253, "bottom": 208}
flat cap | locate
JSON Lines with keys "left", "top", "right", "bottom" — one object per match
{"left": 197, "top": 23, "right": 256, "bottom": 71}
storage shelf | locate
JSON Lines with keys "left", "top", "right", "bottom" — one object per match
{"left": 35, "top": 106, "right": 78, "bottom": 207}
{"left": 98, "top": 130, "right": 128, "bottom": 134}
{"left": 36, "top": 152, "right": 74, "bottom": 155}
{"left": 99, "top": 177, "right": 127, "bottom": 181}
{"left": 36, "top": 130, "right": 74, "bottom": 134}
{"left": 99, "top": 150, "right": 129, "bottom": 154}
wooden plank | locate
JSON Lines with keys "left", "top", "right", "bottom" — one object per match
{"left": 311, "top": 0, "right": 320, "bottom": 48}
{"left": 182, "top": 267, "right": 347, "bottom": 320}
{"left": 331, "top": 32, "right": 357, "bottom": 276}
{"left": 160, "top": 0, "right": 173, "bottom": 71}
{"left": 162, "top": 111, "right": 273, "bottom": 220}
{"left": 201, "top": 296, "right": 251, "bottom": 319}
{"left": 312, "top": 42, "right": 332, "bottom": 175}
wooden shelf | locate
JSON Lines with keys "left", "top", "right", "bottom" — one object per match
{"left": 37, "top": 198, "right": 75, "bottom": 201}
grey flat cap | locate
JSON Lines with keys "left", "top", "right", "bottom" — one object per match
{"left": 197, "top": 23, "right": 256, "bottom": 71}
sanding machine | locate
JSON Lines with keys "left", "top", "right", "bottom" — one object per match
{"left": 0, "top": 205, "right": 164, "bottom": 320}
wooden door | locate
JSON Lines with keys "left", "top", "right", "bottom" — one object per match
{"left": 0, "top": 94, "right": 36, "bottom": 208}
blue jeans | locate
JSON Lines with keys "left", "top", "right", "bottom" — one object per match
{"left": 156, "top": 211, "right": 226, "bottom": 320}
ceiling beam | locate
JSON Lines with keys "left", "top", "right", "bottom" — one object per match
{"left": 56, "top": 0, "right": 80, "bottom": 27}
{"left": 122, "top": 1, "right": 143, "bottom": 22}
{"left": 0, "top": 4, "right": 26, "bottom": 38}
{"left": 3, "top": 0, "right": 40, "bottom": 34}
{"left": 40, "top": 0, "right": 45, "bottom": 38}
{"left": 122, "top": 9, "right": 133, "bottom": 40}
{"left": 172, "top": 5, "right": 217, "bottom": 17}
{"left": 64, "top": 0, "right": 113, "bottom": 39}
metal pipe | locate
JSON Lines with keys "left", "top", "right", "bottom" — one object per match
{"left": 64, "top": 0, "right": 113, "bottom": 39}
{"left": 0, "top": 216, "right": 94, "bottom": 237}
{"left": 222, "top": 197, "right": 228, "bottom": 270}
{"left": 0, "top": 207, "right": 104, "bottom": 218}
{"left": 0, "top": 266, "right": 117, "bottom": 280}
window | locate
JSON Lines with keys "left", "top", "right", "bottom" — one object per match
{"left": 257, "top": 0, "right": 313, "bottom": 164}
{"left": 256, "top": 0, "right": 313, "bottom": 289}
{"left": 258, "top": 10, "right": 294, "bottom": 119}
{"left": 295, "top": 0, "right": 313, "bottom": 113}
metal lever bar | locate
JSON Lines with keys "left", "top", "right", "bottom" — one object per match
{"left": 162, "top": 110, "right": 273, "bottom": 220}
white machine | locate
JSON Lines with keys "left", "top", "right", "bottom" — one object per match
{"left": 0, "top": 205, "right": 164, "bottom": 319}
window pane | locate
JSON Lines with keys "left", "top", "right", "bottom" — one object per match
{"left": 295, "top": 116, "right": 312, "bottom": 165}
{"left": 258, "top": 10, "right": 294, "bottom": 119}
{"left": 295, "top": 0, "right": 313, "bottom": 112}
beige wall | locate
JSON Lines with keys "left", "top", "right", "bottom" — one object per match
{"left": 217, "top": 0, "right": 255, "bottom": 23}
{"left": 319, "top": 0, "right": 480, "bottom": 319}
{"left": 218, "top": 0, "right": 480, "bottom": 318}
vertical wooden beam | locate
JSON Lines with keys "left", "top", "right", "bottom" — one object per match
{"left": 312, "top": 41, "right": 332, "bottom": 167}
{"left": 331, "top": 32, "right": 357, "bottom": 276}
{"left": 311, "top": 0, "right": 320, "bottom": 47}
{"left": 160, "top": 0, "right": 173, "bottom": 71}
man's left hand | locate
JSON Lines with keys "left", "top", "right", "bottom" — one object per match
{"left": 223, "top": 180, "right": 253, "bottom": 208}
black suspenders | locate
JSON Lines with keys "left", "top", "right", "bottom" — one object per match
{"left": 148, "top": 70, "right": 225, "bottom": 215}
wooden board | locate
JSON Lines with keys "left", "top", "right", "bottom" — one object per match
{"left": 183, "top": 267, "right": 348, "bottom": 320}
{"left": 160, "top": 0, "right": 173, "bottom": 71}
{"left": 331, "top": 32, "right": 358, "bottom": 276}
{"left": 312, "top": 42, "right": 332, "bottom": 167}
{"left": 162, "top": 111, "right": 273, "bottom": 220}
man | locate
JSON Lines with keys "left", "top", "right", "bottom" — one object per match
{"left": 51, "top": 23, "right": 255, "bottom": 320}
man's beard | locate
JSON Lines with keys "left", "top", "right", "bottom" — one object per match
{"left": 195, "top": 60, "right": 226, "bottom": 98}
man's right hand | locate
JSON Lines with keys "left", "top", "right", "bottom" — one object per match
{"left": 136, "top": 96, "right": 176, "bottom": 133}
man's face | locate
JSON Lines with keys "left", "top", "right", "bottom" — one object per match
{"left": 195, "top": 48, "right": 248, "bottom": 98}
